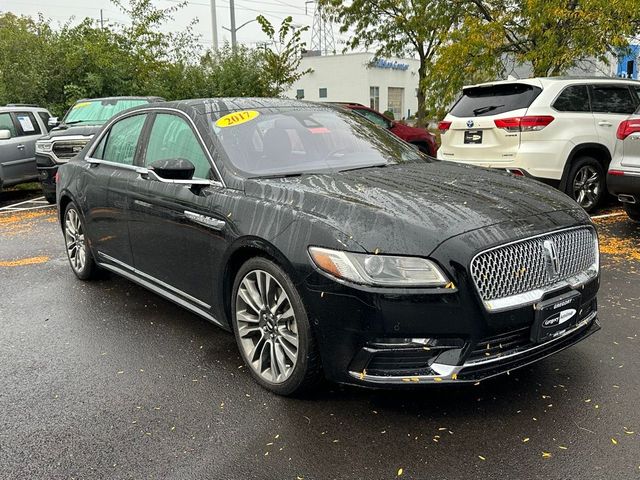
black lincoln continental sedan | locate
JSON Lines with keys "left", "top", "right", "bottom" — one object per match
{"left": 56, "top": 98, "right": 600, "bottom": 395}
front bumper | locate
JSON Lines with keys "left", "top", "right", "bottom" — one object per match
{"left": 301, "top": 269, "right": 599, "bottom": 387}
{"left": 36, "top": 153, "right": 59, "bottom": 195}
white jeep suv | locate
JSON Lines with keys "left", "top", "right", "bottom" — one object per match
{"left": 437, "top": 77, "right": 640, "bottom": 212}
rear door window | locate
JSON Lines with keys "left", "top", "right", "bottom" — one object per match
{"left": 552, "top": 85, "right": 591, "bottom": 112}
{"left": 98, "top": 114, "right": 147, "bottom": 165}
{"left": 590, "top": 85, "right": 636, "bottom": 114}
{"left": 352, "top": 109, "right": 392, "bottom": 128}
{"left": 449, "top": 83, "right": 542, "bottom": 117}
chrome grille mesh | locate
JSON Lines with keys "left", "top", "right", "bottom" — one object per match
{"left": 470, "top": 228, "right": 597, "bottom": 301}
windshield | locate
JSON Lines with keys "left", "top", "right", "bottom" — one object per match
{"left": 211, "top": 107, "right": 428, "bottom": 177}
{"left": 63, "top": 99, "right": 150, "bottom": 125}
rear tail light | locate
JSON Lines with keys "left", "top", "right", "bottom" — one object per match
{"left": 494, "top": 116, "right": 554, "bottom": 132}
{"left": 437, "top": 121, "right": 452, "bottom": 133}
{"left": 616, "top": 120, "right": 640, "bottom": 140}
{"left": 54, "top": 172, "right": 60, "bottom": 183}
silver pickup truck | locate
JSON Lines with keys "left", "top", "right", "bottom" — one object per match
{"left": 0, "top": 105, "right": 52, "bottom": 193}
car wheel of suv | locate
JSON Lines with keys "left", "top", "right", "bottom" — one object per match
{"left": 565, "top": 156, "right": 605, "bottom": 212}
{"left": 231, "top": 257, "right": 322, "bottom": 395}
{"left": 624, "top": 203, "right": 640, "bottom": 222}
{"left": 63, "top": 202, "right": 97, "bottom": 280}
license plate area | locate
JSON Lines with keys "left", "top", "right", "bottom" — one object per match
{"left": 531, "top": 291, "right": 581, "bottom": 344}
{"left": 464, "top": 130, "right": 483, "bottom": 144}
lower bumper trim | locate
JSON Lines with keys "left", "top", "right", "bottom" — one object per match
{"left": 348, "top": 311, "right": 598, "bottom": 385}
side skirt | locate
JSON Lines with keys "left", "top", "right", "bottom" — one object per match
{"left": 96, "top": 253, "right": 227, "bottom": 330}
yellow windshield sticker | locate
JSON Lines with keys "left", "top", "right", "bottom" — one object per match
{"left": 215, "top": 110, "right": 260, "bottom": 128}
{"left": 74, "top": 102, "right": 92, "bottom": 109}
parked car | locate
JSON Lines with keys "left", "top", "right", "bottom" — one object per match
{"left": 36, "top": 96, "right": 164, "bottom": 203}
{"left": 57, "top": 98, "right": 600, "bottom": 395}
{"left": 334, "top": 102, "right": 438, "bottom": 156}
{"left": 437, "top": 77, "right": 640, "bottom": 212}
{"left": 0, "top": 104, "right": 52, "bottom": 193}
{"left": 607, "top": 114, "right": 640, "bottom": 221}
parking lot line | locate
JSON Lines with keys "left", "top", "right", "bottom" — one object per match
{"left": 590, "top": 212, "right": 626, "bottom": 220}
{"left": 0, "top": 196, "right": 54, "bottom": 213}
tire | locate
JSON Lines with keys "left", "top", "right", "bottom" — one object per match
{"left": 44, "top": 191, "right": 56, "bottom": 204}
{"left": 624, "top": 203, "right": 640, "bottom": 222}
{"left": 63, "top": 202, "right": 98, "bottom": 280}
{"left": 231, "top": 257, "right": 322, "bottom": 395}
{"left": 564, "top": 156, "right": 605, "bottom": 213}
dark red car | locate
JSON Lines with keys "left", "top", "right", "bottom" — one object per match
{"left": 335, "top": 102, "right": 438, "bottom": 156}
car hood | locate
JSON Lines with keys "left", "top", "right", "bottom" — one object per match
{"left": 47, "top": 124, "right": 103, "bottom": 139}
{"left": 244, "top": 161, "right": 589, "bottom": 256}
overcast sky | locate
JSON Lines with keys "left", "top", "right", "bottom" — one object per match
{"left": 0, "top": 0, "right": 350, "bottom": 50}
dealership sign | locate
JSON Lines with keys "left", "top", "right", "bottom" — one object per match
{"left": 369, "top": 58, "right": 410, "bottom": 71}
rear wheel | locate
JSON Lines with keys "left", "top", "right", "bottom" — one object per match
{"left": 564, "top": 156, "right": 605, "bottom": 212}
{"left": 624, "top": 203, "right": 640, "bottom": 222}
{"left": 231, "top": 257, "right": 322, "bottom": 395}
{"left": 63, "top": 202, "right": 98, "bottom": 280}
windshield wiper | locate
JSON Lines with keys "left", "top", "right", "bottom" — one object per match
{"left": 472, "top": 104, "right": 504, "bottom": 116}
{"left": 338, "top": 163, "right": 387, "bottom": 173}
{"left": 253, "top": 173, "right": 303, "bottom": 180}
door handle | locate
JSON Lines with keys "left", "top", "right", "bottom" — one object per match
{"left": 598, "top": 121, "right": 612, "bottom": 127}
{"left": 17, "top": 144, "right": 25, "bottom": 150}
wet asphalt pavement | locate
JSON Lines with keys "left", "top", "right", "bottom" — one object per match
{"left": 1, "top": 193, "right": 639, "bottom": 480}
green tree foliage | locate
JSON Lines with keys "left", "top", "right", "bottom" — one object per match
{"left": 319, "top": 0, "right": 463, "bottom": 126}
{"left": 428, "top": 0, "right": 640, "bottom": 118}
{"left": 0, "top": 1, "right": 311, "bottom": 116}
{"left": 257, "top": 15, "right": 311, "bottom": 96}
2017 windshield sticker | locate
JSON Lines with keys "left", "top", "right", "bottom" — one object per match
{"left": 215, "top": 110, "right": 260, "bottom": 128}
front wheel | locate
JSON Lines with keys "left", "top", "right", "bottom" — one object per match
{"left": 231, "top": 257, "right": 322, "bottom": 395}
{"left": 564, "top": 156, "right": 605, "bottom": 212}
{"left": 624, "top": 202, "right": 640, "bottom": 222}
{"left": 63, "top": 202, "right": 98, "bottom": 280}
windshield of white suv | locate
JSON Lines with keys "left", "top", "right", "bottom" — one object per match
{"left": 450, "top": 84, "right": 542, "bottom": 117}
{"left": 63, "top": 99, "right": 150, "bottom": 125}
{"left": 211, "top": 107, "right": 429, "bottom": 178}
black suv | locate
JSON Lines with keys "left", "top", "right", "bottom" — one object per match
{"left": 36, "top": 96, "right": 163, "bottom": 203}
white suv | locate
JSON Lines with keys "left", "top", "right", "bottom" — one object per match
{"left": 607, "top": 113, "right": 640, "bottom": 221}
{"left": 437, "top": 77, "right": 640, "bottom": 212}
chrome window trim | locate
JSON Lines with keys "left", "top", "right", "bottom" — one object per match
{"left": 469, "top": 225, "right": 599, "bottom": 312}
{"left": 85, "top": 107, "right": 226, "bottom": 187}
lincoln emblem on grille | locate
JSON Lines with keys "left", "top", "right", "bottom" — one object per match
{"left": 542, "top": 240, "right": 560, "bottom": 279}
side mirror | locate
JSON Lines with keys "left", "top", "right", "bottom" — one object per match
{"left": 48, "top": 117, "right": 59, "bottom": 129}
{"left": 0, "top": 129, "right": 12, "bottom": 140}
{"left": 148, "top": 158, "right": 195, "bottom": 180}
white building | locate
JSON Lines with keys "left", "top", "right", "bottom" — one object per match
{"left": 285, "top": 52, "right": 421, "bottom": 120}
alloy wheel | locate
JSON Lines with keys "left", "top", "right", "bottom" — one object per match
{"left": 235, "top": 269, "right": 299, "bottom": 384}
{"left": 64, "top": 208, "right": 87, "bottom": 273}
{"left": 572, "top": 165, "right": 601, "bottom": 210}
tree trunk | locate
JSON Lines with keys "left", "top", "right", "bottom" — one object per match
{"left": 416, "top": 58, "right": 428, "bottom": 127}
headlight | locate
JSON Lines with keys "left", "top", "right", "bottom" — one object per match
{"left": 35, "top": 141, "right": 53, "bottom": 154}
{"left": 308, "top": 247, "right": 449, "bottom": 287}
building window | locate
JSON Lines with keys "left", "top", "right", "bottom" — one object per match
{"left": 319, "top": 88, "right": 327, "bottom": 99}
{"left": 296, "top": 89, "right": 304, "bottom": 100}
{"left": 370, "top": 86, "right": 380, "bottom": 111}
{"left": 387, "top": 87, "right": 404, "bottom": 120}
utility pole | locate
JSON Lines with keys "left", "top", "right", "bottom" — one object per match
{"left": 230, "top": 0, "right": 237, "bottom": 49}
{"left": 210, "top": 0, "right": 218, "bottom": 50}
{"left": 100, "top": 9, "right": 104, "bottom": 29}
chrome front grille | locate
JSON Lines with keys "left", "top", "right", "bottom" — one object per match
{"left": 52, "top": 140, "right": 90, "bottom": 160}
{"left": 470, "top": 227, "right": 597, "bottom": 303}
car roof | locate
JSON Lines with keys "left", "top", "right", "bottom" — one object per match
{"left": 0, "top": 105, "right": 49, "bottom": 113}
{"left": 73, "top": 96, "right": 165, "bottom": 103}
{"left": 129, "top": 98, "right": 335, "bottom": 115}
{"left": 465, "top": 76, "right": 640, "bottom": 90}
